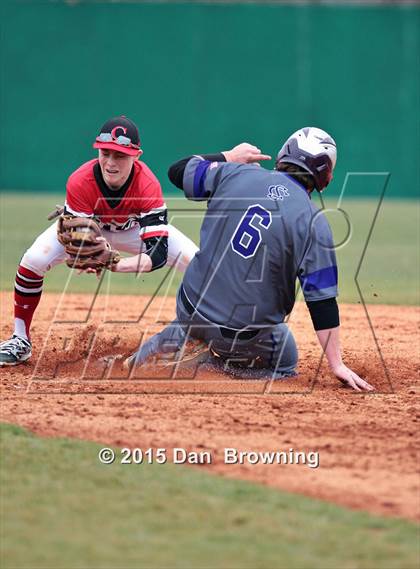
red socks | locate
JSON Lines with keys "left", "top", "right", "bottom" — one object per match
{"left": 13, "top": 265, "right": 44, "bottom": 340}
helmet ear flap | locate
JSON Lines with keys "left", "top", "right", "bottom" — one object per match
{"left": 319, "top": 172, "right": 333, "bottom": 193}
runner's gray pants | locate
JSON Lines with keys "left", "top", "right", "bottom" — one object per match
{"left": 131, "top": 287, "right": 298, "bottom": 379}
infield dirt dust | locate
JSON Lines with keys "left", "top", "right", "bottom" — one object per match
{"left": 1, "top": 292, "right": 419, "bottom": 521}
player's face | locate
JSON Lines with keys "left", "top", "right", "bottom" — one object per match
{"left": 98, "top": 149, "right": 137, "bottom": 189}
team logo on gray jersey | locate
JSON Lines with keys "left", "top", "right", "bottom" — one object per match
{"left": 267, "top": 185, "right": 289, "bottom": 201}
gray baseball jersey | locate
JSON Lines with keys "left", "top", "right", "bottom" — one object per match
{"left": 181, "top": 157, "right": 338, "bottom": 329}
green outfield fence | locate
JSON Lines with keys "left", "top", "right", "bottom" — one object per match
{"left": 1, "top": 1, "right": 419, "bottom": 197}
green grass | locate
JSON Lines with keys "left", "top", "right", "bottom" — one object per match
{"left": 1, "top": 423, "right": 419, "bottom": 569}
{"left": 0, "top": 193, "right": 418, "bottom": 303}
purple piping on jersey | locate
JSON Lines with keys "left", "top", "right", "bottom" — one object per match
{"left": 283, "top": 173, "right": 310, "bottom": 198}
{"left": 299, "top": 265, "right": 338, "bottom": 292}
{"left": 193, "top": 160, "right": 211, "bottom": 198}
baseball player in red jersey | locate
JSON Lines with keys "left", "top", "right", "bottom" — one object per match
{"left": 0, "top": 116, "right": 198, "bottom": 366}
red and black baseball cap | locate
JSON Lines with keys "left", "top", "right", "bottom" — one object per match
{"left": 93, "top": 115, "right": 141, "bottom": 156}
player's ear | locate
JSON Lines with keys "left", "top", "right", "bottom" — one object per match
{"left": 137, "top": 149, "right": 143, "bottom": 158}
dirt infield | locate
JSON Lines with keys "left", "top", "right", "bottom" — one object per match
{"left": 1, "top": 292, "right": 419, "bottom": 521}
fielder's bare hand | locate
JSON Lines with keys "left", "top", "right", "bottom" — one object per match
{"left": 77, "top": 267, "right": 102, "bottom": 279}
{"left": 332, "top": 363, "right": 374, "bottom": 392}
{"left": 223, "top": 143, "right": 271, "bottom": 164}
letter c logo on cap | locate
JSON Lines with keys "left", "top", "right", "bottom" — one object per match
{"left": 111, "top": 125, "right": 128, "bottom": 139}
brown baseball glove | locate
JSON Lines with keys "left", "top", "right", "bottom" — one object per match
{"left": 57, "top": 216, "right": 120, "bottom": 271}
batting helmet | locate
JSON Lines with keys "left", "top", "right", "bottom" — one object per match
{"left": 276, "top": 127, "right": 337, "bottom": 192}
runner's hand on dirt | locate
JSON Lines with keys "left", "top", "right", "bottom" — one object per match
{"left": 332, "top": 363, "right": 374, "bottom": 392}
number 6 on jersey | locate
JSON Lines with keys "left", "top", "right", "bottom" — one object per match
{"left": 231, "top": 204, "right": 272, "bottom": 258}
